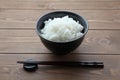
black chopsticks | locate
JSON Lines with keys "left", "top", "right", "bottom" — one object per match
{"left": 17, "top": 60, "right": 104, "bottom": 72}
{"left": 17, "top": 61, "right": 104, "bottom": 68}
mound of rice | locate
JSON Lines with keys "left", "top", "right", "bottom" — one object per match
{"left": 41, "top": 16, "right": 84, "bottom": 42}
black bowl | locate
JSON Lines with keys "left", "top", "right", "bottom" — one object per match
{"left": 36, "top": 11, "right": 88, "bottom": 55}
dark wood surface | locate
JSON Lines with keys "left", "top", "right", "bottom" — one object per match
{"left": 0, "top": 0, "right": 120, "bottom": 80}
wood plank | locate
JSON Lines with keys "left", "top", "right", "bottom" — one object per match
{"left": 1, "top": 21, "right": 120, "bottom": 30}
{"left": 0, "top": 1, "right": 120, "bottom": 10}
{"left": 0, "top": 10, "right": 120, "bottom": 29}
{"left": 0, "top": 30, "right": 119, "bottom": 54}
{"left": 22, "top": 0, "right": 120, "bottom": 1}
{"left": 0, "top": 54, "right": 119, "bottom": 80}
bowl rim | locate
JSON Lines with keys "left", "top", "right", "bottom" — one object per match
{"left": 36, "top": 11, "right": 89, "bottom": 43}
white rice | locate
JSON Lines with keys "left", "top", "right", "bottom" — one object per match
{"left": 41, "top": 16, "right": 84, "bottom": 42}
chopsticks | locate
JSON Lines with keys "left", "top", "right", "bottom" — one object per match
{"left": 17, "top": 61, "right": 104, "bottom": 72}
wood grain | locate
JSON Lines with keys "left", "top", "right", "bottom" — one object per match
{"left": 0, "top": 30, "right": 119, "bottom": 54}
{"left": 1, "top": 0, "right": 120, "bottom": 2}
{"left": 0, "top": 1, "right": 120, "bottom": 10}
{"left": 0, "top": 10, "right": 120, "bottom": 29}
{"left": 0, "top": 54, "right": 119, "bottom": 80}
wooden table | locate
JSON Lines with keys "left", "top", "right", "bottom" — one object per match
{"left": 0, "top": 0, "right": 120, "bottom": 80}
